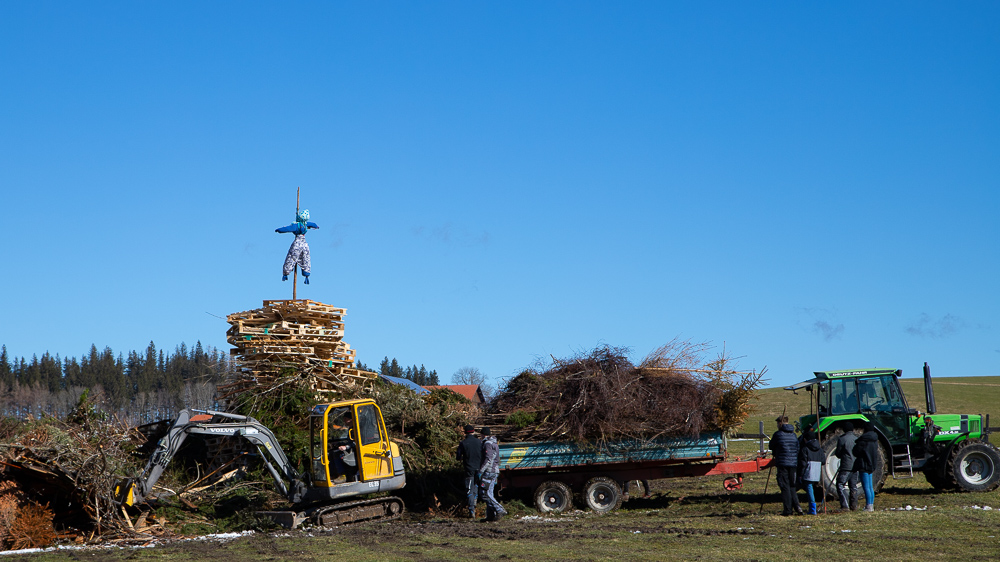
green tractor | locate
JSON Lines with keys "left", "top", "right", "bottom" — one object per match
{"left": 784, "top": 363, "right": 1000, "bottom": 495}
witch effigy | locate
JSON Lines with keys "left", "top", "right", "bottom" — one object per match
{"left": 276, "top": 209, "right": 319, "bottom": 284}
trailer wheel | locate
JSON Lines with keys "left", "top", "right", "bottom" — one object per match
{"left": 534, "top": 480, "right": 573, "bottom": 514}
{"left": 582, "top": 477, "right": 622, "bottom": 515}
{"left": 949, "top": 440, "right": 1000, "bottom": 492}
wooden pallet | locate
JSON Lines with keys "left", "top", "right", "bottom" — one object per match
{"left": 223, "top": 299, "right": 374, "bottom": 401}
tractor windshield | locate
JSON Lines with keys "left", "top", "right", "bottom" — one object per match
{"left": 857, "top": 376, "right": 903, "bottom": 412}
{"left": 859, "top": 375, "right": 910, "bottom": 442}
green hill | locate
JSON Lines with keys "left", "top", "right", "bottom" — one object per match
{"left": 739, "top": 376, "right": 1000, "bottom": 436}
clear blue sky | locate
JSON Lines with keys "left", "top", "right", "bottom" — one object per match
{"left": 2, "top": 2, "right": 997, "bottom": 389}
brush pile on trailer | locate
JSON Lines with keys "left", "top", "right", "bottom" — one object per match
{"left": 490, "top": 341, "right": 765, "bottom": 445}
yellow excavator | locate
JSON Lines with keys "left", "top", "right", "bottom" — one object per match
{"left": 115, "top": 398, "right": 406, "bottom": 527}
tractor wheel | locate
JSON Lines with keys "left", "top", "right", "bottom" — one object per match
{"left": 948, "top": 440, "right": 1000, "bottom": 492}
{"left": 819, "top": 430, "right": 888, "bottom": 498}
{"left": 534, "top": 480, "right": 573, "bottom": 514}
{"left": 820, "top": 432, "right": 844, "bottom": 499}
{"left": 581, "top": 477, "right": 622, "bottom": 515}
{"left": 871, "top": 444, "right": 888, "bottom": 493}
{"left": 922, "top": 459, "right": 954, "bottom": 490}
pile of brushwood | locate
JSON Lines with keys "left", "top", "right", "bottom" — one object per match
{"left": 490, "top": 341, "right": 766, "bottom": 446}
{"left": 0, "top": 391, "right": 163, "bottom": 550}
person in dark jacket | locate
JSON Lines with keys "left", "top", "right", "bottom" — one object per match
{"left": 456, "top": 424, "right": 483, "bottom": 518}
{"left": 769, "top": 416, "right": 802, "bottom": 515}
{"left": 798, "top": 428, "right": 824, "bottom": 515}
{"left": 853, "top": 422, "right": 880, "bottom": 512}
{"left": 834, "top": 422, "right": 859, "bottom": 510}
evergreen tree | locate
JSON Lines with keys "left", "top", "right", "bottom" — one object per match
{"left": 21, "top": 355, "right": 40, "bottom": 388}
{"left": 63, "top": 356, "right": 81, "bottom": 390}
{"left": 40, "top": 352, "right": 62, "bottom": 393}
{"left": 141, "top": 341, "right": 159, "bottom": 395}
{"left": 0, "top": 345, "right": 12, "bottom": 389}
{"left": 378, "top": 357, "right": 407, "bottom": 379}
{"left": 377, "top": 358, "right": 439, "bottom": 385}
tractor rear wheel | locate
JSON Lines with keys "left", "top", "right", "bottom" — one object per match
{"left": 819, "top": 430, "right": 888, "bottom": 499}
{"left": 820, "top": 433, "right": 844, "bottom": 499}
{"left": 948, "top": 440, "right": 1000, "bottom": 492}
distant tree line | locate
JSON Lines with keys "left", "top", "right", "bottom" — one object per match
{"left": 2, "top": 344, "right": 450, "bottom": 424}
{"left": 356, "top": 357, "right": 440, "bottom": 386}
{"left": 0, "top": 342, "right": 231, "bottom": 424}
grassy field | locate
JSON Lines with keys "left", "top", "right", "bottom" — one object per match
{"left": 740, "top": 375, "right": 1000, "bottom": 435}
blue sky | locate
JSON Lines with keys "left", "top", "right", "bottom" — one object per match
{"left": 1, "top": 2, "right": 997, "bottom": 389}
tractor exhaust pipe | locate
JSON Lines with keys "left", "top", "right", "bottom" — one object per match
{"left": 923, "top": 362, "right": 937, "bottom": 415}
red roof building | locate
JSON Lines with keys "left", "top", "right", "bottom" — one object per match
{"left": 423, "top": 384, "right": 485, "bottom": 405}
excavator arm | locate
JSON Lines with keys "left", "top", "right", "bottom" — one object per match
{"left": 117, "top": 409, "right": 305, "bottom": 506}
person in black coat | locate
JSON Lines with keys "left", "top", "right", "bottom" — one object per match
{"left": 769, "top": 416, "right": 802, "bottom": 515}
{"left": 456, "top": 424, "right": 483, "bottom": 518}
{"left": 834, "top": 421, "right": 859, "bottom": 510}
{"left": 853, "top": 422, "right": 879, "bottom": 512}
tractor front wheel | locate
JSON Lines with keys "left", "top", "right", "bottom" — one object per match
{"left": 948, "top": 440, "right": 1000, "bottom": 492}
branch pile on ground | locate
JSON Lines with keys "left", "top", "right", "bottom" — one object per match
{"left": 490, "top": 342, "right": 766, "bottom": 445}
{"left": 0, "top": 403, "right": 149, "bottom": 550}
{"left": 220, "top": 299, "right": 377, "bottom": 402}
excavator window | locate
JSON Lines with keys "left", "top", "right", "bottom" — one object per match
{"left": 358, "top": 404, "right": 382, "bottom": 446}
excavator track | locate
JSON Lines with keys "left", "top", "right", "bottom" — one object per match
{"left": 310, "top": 496, "right": 406, "bottom": 527}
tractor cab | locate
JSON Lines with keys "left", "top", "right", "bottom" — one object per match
{"left": 802, "top": 369, "right": 912, "bottom": 443}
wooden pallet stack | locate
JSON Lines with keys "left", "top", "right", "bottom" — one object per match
{"left": 221, "top": 299, "right": 376, "bottom": 399}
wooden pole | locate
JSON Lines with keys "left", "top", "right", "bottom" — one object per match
{"left": 293, "top": 187, "right": 300, "bottom": 301}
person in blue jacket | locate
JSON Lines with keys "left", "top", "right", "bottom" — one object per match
{"left": 276, "top": 209, "right": 319, "bottom": 283}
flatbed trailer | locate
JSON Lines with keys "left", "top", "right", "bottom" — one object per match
{"left": 498, "top": 431, "right": 772, "bottom": 514}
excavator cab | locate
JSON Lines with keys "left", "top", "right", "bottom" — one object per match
{"left": 308, "top": 399, "right": 404, "bottom": 491}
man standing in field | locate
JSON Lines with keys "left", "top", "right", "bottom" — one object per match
{"left": 770, "top": 415, "right": 802, "bottom": 516}
{"left": 456, "top": 424, "right": 483, "bottom": 518}
{"left": 479, "top": 427, "right": 508, "bottom": 521}
{"left": 835, "top": 421, "right": 859, "bottom": 511}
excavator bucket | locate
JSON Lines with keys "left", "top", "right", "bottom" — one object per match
{"left": 114, "top": 479, "right": 138, "bottom": 507}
